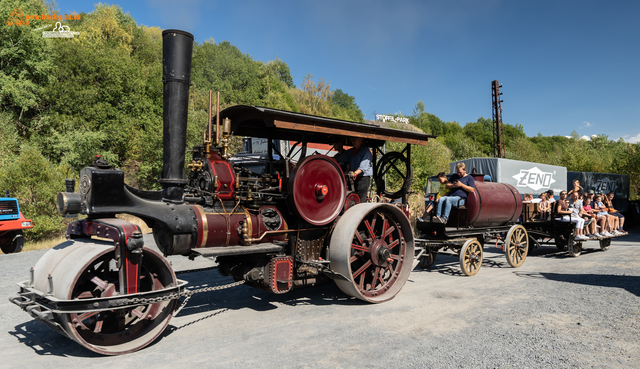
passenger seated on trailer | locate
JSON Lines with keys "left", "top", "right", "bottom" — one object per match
{"left": 581, "top": 196, "right": 599, "bottom": 238}
{"left": 538, "top": 193, "right": 551, "bottom": 220}
{"left": 605, "top": 192, "right": 627, "bottom": 234}
{"left": 420, "top": 172, "right": 448, "bottom": 221}
{"left": 335, "top": 137, "right": 373, "bottom": 203}
{"left": 434, "top": 162, "right": 475, "bottom": 224}
{"left": 567, "top": 192, "right": 589, "bottom": 240}
{"left": 546, "top": 189, "right": 556, "bottom": 205}
{"left": 556, "top": 191, "right": 588, "bottom": 241}
{"left": 594, "top": 194, "right": 619, "bottom": 236}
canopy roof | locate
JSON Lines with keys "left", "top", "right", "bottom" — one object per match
{"left": 219, "top": 105, "right": 435, "bottom": 147}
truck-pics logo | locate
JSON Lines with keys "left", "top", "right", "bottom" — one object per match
{"left": 592, "top": 177, "right": 619, "bottom": 194}
{"left": 512, "top": 167, "right": 556, "bottom": 191}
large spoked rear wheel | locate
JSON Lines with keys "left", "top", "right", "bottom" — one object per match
{"left": 505, "top": 225, "right": 528, "bottom": 268}
{"left": 33, "top": 239, "right": 178, "bottom": 355}
{"left": 459, "top": 239, "right": 483, "bottom": 276}
{"left": 330, "top": 203, "right": 414, "bottom": 303}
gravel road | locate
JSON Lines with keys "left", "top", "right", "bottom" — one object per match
{"left": 2, "top": 232, "right": 639, "bottom": 368}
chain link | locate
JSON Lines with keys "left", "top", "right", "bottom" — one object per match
{"left": 109, "top": 280, "right": 245, "bottom": 308}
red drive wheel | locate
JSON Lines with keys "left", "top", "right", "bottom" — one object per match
{"left": 288, "top": 155, "right": 346, "bottom": 226}
{"left": 329, "top": 203, "right": 414, "bottom": 303}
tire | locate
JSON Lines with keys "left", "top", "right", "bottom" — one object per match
{"left": 459, "top": 239, "right": 483, "bottom": 276}
{"left": 504, "top": 225, "right": 528, "bottom": 268}
{"left": 0, "top": 230, "right": 24, "bottom": 254}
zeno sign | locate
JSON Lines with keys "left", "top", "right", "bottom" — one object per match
{"left": 512, "top": 167, "right": 557, "bottom": 191}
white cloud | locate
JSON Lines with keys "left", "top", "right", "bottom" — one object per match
{"left": 623, "top": 133, "right": 640, "bottom": 144}
{"left": 581, "top": 121, "right": 592, "bottom": 128}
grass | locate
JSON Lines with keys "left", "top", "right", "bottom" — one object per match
{"left": 22, "top": 235, "right": 67, "bottom": 253}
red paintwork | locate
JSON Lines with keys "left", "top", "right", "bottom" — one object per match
{"left": 288, "top": 155, "right": 346, "bottom": 226}
{"left": 267, "top": 256, "right": 293, "bottom": 294}
{"left": 65, "top": 218, "right": 142, "bottom": 294}
{"left": 344, "top": 193, "right": 360, "bottom": 212}
{"left": 0, "top": 212, "right": 33, "bottom": 233}
{"left": 206, "top": 151, "right": 235, "bottom": 200}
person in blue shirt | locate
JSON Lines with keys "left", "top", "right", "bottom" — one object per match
{"left": 335, "top": 137, "right": 373, "bottom": 202}
{"left": 434, "top": 162, "right": 475, "bottom": 224}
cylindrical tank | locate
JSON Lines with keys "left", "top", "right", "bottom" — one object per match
{"left": 461, "top": 176, "right": 522, "bottom": 227}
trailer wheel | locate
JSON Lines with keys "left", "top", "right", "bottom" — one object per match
{"left": 599, "top": 238, "right": 611, "bottom": 251}
{"left": 459, "top": 239, "right": 483, "bottom": 276}
{"left": 567, "top": 240, "right": 582, "bottom": 257}
{"left": 0, "top": 230, "right": 24, "bottom": 254}
{"left": 32, "top": 239, "right": 178, "bottom": 355}
{"left": 418, "top": 250, "right": 437, "bottom": 269}
{"left": 330, "top": 203, "right": 414, "bottom": 303}
{"left": 555, "top": 232, "right": 571, "bottom": 251}
{"left": 504, "top": 225, "right": 528, "bottom": 268}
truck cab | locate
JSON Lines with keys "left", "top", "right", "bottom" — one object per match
{"left": 0, "top": 191, "right": 33, "bottom": 254}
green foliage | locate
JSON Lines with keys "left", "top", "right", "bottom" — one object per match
{"left": 2, "top": 1, "right": 639, "bottom": 245}
{"left": 0, "top": 0, "right": 53, "bottom": 122}
{"left": 0, "top": 145, "right": 67, "bottom": 240}
{"left": 332, "top": 89, "right": 364, "bottom": 122}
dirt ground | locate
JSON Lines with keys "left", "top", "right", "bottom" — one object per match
{"left": 1, "top": 231, "right": 639, "bottom": 368}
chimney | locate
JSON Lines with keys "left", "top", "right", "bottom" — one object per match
{"left": 160, "top": 29, "right": 194, "bottom": 202}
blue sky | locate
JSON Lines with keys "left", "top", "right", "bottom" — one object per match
{"left": 57, "top": 0, "right": 640, "bottom": 143}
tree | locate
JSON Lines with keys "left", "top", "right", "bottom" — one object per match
{"left": 266, "top": 58, "right": 294, "bottom": 88}
{"left": 332, "top": 88, "right": 364, "bottom": 122}
{"left": 0, "top": 0, "right": 53, "bottom": 123}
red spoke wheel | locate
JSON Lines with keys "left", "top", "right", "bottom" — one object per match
{"left": 505, "top": 225, "right": 528, "bottom": 268}
{"left": 329, "top": 203, "right": 414, "bottom": 303}
{"left": 32, "top": 239, "right": 178, "bottom": 355}
{"left": 459, "top": 239, "right": 483, "bottom": 276}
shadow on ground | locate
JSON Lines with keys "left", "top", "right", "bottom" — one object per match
{"left": 515, "top": 271, "right": 640, "bottom": 297}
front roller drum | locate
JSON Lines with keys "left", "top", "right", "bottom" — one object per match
{"left": 31, "top": 238, "right": 178, "bottom": 355}
{"left": 329, "top": 203, "right": 414, "bottom": 303}
{"left": 504, "top": 225, "right": 528, "bottom": 268}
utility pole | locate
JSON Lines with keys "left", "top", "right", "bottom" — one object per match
{"left": 491, "top": 80, "right": 505, "bottom": 158}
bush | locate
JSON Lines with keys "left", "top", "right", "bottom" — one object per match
{"left": 0, "top": 144, "right": 68, "bottom": 241}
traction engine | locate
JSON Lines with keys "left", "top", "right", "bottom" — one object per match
{"left": 11, "top": 29, "right": 434, "bottom": 355}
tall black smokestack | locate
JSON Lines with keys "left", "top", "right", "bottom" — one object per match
{"left": 160, "top": 29, "right": 193, "bottom": 202}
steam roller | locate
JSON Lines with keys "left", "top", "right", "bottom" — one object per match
{"left": 10, "top": 28, "right": 435, "bottom": 355}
